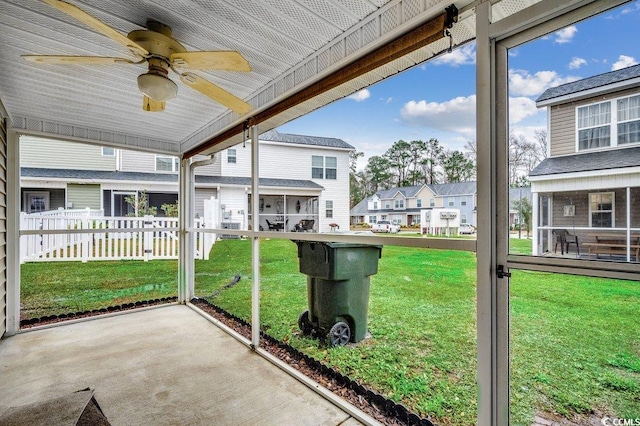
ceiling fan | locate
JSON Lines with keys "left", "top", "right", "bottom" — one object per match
{"left": 22, "top": 0, "right": 252, "bottom": 114}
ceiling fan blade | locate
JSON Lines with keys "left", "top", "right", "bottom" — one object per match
{"left": 22, "top": 55, "right": 134, "bottom": 65}
{"left": 171, "top": 51, "right": 251, "bottom": 71}
{"left": 43, "top": 0, "right": 148, "bottom": 58}
{"left": 180, "top": 73, "right": 251, "bottom": 114}
{"left": 143, "top": 96, "right": 165, "bottom": 112}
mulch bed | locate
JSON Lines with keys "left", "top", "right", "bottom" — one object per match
{"left": 190, "top": 298, "right": 434, "bottom": 426}
{"left": 20, "top": 298, "right": 435, "bottom": 425}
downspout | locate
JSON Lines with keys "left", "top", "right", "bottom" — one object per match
{"left": 182, "top": 154, "right": 216, "bottom": 301}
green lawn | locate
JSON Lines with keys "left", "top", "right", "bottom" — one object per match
{"left": 19, "top": 238, "right": 639, "bottom": 425}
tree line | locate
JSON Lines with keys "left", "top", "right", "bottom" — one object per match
{"left": 349, "top": 130, "right": 547, "bottom": 207}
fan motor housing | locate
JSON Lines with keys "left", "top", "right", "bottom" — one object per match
{"left": 127, "top": 21, "right": 186, "bottom": 60}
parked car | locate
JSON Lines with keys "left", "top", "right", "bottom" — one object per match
{"left": 459, "top": 224, "right": 476, "bottom": 235}
{"left": 371, "top": 220, "right": 400, "bottom": 233}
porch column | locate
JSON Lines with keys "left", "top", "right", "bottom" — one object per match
{"left": 626, "top": 186, "right": 631, "bottom": 262}
{"left": 532, "top": 192, "right": 539, "bottom": 256}
{"left": 250, "top": 124, "right": 260, "bottom": 348}
{"left": 476, "top": 1, "right": 510, "bottom": 424}
{"left": 6, "top": 129, "right": 20, "bottom": 335}
{"left": 177, "top": 157, "right": 193, "bottom": 303}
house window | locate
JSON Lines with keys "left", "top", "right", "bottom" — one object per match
{"left": 369, "top": 216, "right": 376, "bottom": 223}
{"left": 589, "top": 192, "right": 614, "bottom": 228}
{"left": 102, "top": 147, "right": 115, "bottom": 156}
{"left": 577, "top": 94, "right": 640, "bottom": 150}
{"left": 312, "top": 156, "right": 324, "bottom": 178}
{"left": 156, "top": 155, "right": 179, "bottom": 172}
{"left": 228, "top": 149, "right": 237, "bottom": 163}
{"left": 325, "top": 200, "right": 333, "bottom": 218}
{"left": 617, "top": 94, "right": 640, "bottom": 145}
{"left": 461, "top": 214, "right": 467, "bottom": 224}
{"left": 429, "top": 198, "right": 435, "bottom": 207}
{"left": 325, "top": 156, "right": 337, "bottom": 179}
{"left": 461, "top": 197, "right": 467, "bottom": 206}
{"left": 394, "top": 200, "right": 404, "bottom": 208}
{"left": 385, "top": 202, "right": 390, "bottom": 209}
{"left": 578, "top": 101, "right": 611, "bottom": 150}
{"left": 373, "top": 202, "right": 378, "bottom": 210}
{"left": 311, "top": 156, "right": 337, "bottom": 179}
{"left": 417, "top": 199, "right": 422, "bottom": 208}
{"left": 448, "top": 199, "right": 455, "bottom": 207}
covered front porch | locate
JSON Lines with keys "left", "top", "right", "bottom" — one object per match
{"left": 531, "top": 179, "right": 640, "bottom": 261}
{"left": 251, "top": 193, "right": 320, "bottom": 233}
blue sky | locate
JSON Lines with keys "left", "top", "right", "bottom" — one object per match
{"left": 278, "top": 1, "right": 640, "bottom": 168}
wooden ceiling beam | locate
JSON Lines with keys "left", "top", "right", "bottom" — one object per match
{"left": 185, "top": 9, "right": 452, "bottom": 159}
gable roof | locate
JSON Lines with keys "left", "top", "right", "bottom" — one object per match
{"left": 429, "top": 181, "right": 477, "bottom": 196}
{"left": 529, "top": 146, "right": 640, "bottom": 177}
{"left": 260, "top": 129, "right": 354, "bottom": 150}
{"left": 375, "top": 185, "right": 425, "bottom": 199}
{"left": 536, "top": 64, "right": 640, "bottom": 106}
{"left": 21, "top": 168, "right": 324, "bottom": 190}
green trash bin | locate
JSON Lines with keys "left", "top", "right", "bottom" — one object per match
{"left": 294, "top": 241, "right": 382, "bottom": 346}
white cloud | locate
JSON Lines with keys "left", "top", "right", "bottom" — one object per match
{"left": 347, "top": 89, "right": 370, "bottom": 102}
{"left": 508, "top": 69, "right": 579, "bottom": 97}
{"left": 399, "top": 94, "right": 539, "bottom": 138}
{"left": 508, "top": 97, "right": 539, "bottom": 123}
{"left": 380, "top": 97, "right": 393, "bottom": 104}
{"left": 432, "top": 43, "right": 476, "bottom": 67}
{"left": 569, "top": 57, "right": 587, "bottom": 70}
{"left": 400, "top": 96, "right": 477, "bottom": 138}
{"left": 554, "top": 26, "right": 577, "bottom": 44}
{"left": 612, "top": 55, "right": 638, "bottom": 70}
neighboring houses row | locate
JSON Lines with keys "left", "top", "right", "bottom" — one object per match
{"left": 351, "top": 181, "right": 479, "bottom": 227}
{"left": 351, "top": 182, "right": 532, "bottom": 229}
{"left": 530, "top": 64, "right": 640, "bottom": 257}
{"left": 20, "top": 129, "right": 354, "bottom": 233}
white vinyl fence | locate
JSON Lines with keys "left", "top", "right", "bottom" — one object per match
{"left": 20, "top": 209, "right": 215, "bottom": 263}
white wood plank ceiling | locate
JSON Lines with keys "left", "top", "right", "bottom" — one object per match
{"left": 0, "top": 0, "right": 539, "bottom": 156}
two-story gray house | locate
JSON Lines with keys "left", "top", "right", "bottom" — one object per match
{"left": 530, "top": 64, "right": 640, "bottom": 259}
{"left": 20, "top": 129, "right": 354, "bottom": 233}
{"left": 351, "top": 181, "right": 478, "bottom": 228}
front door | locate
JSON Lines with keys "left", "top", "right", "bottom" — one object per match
{"left": 112, "top": 192, "right": 136, "bottom": 216}
{"left": 25, "top": 191, "right": 49, "bottom": 213}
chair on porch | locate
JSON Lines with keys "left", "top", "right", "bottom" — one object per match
{"left": 294, "top": 219, "right": 314, "bottom": 232}
{"left": 265, "top": 219, "right": 278, "bottom": 231}
{"left": 553, "top": 229, "right": 579, "bottom": 255}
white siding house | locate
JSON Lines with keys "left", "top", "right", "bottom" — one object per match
{"left": 20, "top": 130, "right": 353, "bottom": 232}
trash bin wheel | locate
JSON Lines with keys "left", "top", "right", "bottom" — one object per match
{"left": 298, "top": 310, "right": 313, "bottom": 336}
{"left": 328, "top": 321, "right": 351, "bottom": 346}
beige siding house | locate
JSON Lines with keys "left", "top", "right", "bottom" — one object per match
{"left": 350, "top": 182, "right": 477, "bottom": 227}
{"left": 530, "top": 64, "right": 640, "bottom": 259}
{"left": 20, "top": 130, "right": 353, "bottom": 232}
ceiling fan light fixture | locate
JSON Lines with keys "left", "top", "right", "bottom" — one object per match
{"left": 137, "top": 72, "right": 177, "bottom": 101}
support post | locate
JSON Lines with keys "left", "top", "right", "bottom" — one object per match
{"left": 476, "top": 2, "right": 510, "bottom": 424}
{"left": 178, "top": 157, "right": 193, "bottom": 303}
{"left": 250, "top": 124, "right": 260, "bottom": 348}
{"left": 6, "top": 130, "right": 20, "bottom": 335}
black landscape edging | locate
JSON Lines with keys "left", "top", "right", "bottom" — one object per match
{"left": 20, "top": 296, "right": 178, "bottom": 327}
{"left": 191, "top": 297, "right": 435, "bottom": 426}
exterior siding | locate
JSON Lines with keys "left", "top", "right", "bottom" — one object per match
{"left": 549, "top": 86, "right": 640, "bottom": 157}
{"left": 549, "top": 104, "right": 576, "bottom": 156}
{"left": 120, "top": 150, "right": 159, "bottom": 173}
{"left": 67, "top": 184, "right": 101, "bottom": 210}
{"left": 0, "top": 116, "right": 6, "bottom": 338}
{"left": 20, "top": 136, "right": 116, "bottom": 170}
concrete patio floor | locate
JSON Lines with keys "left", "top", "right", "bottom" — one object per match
{"left": 0, "top": 304, "right": 374, "bottom": 425}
